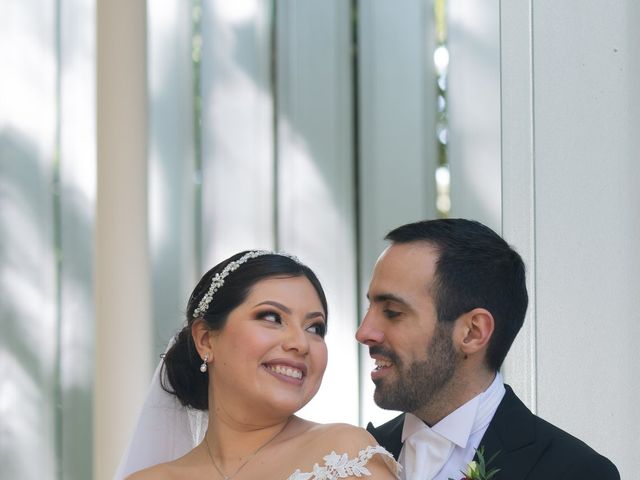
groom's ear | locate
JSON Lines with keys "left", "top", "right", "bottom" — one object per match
{"left": 191, "top": 319, "right": 216, "bottom": 361}
{"left": 455, "top": 308, "right": 494, "bottom": 357}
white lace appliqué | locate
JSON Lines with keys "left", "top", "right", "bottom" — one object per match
{"left": 286, "top": 445, "right": 395, "bottom": 480}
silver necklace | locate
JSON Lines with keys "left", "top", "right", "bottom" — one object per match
{"left": 204, "top": 419, "right": 290, "bottom": 480}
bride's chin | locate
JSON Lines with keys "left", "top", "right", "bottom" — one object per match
{"left": 270, "top": 397, "right": 312, "bottom": 415}
{"left": 262, "top": 391, "right": 318, "bottom": 417}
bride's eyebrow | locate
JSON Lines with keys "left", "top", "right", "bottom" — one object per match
{"left": 254, "top": 300, "right": 291, "bottom": 313}
{"left": 253, "top": 300, "right": 291, "bottom": 314}
{"left": 306, "top": 311, "right": 326, "bottom": 321}
{"left": 254, "top": 300, "right": 325, "bottom": 321}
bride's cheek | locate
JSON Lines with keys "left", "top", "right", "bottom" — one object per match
{"left": 315, "top": 345, "right": 329, "bottom": 379}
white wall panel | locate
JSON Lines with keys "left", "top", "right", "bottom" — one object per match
{"left": 0, "top": 2, "right": 58, "bottom": 478}
{"left": 201, "top": 0, "right": 275, "bottom": 266}
{"left": 357, "top": 0, "right": 438, "bottom": 427}
{"left": 501, "top": 0, "right": 639, "bottom": 476}
{"left": 532, "top": 2, "right": 639, "bottom": 475}
{"left": 59, "top": 0, "right": 96, "bottom": 478}
{"left": 276, "top": 0, "right": 358, "bottom": 424}
{"left": 148, "top": 0, "right": 197, "bottom": 358}
{"left": 499, "top": 0, "right": 537, "bottom": 411}
{"left": 448, "top": 0, "right": 501, "bottom": 232}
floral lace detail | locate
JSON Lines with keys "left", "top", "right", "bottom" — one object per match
{"left": 286, "top": 445, "right": 397, "bottom": 480}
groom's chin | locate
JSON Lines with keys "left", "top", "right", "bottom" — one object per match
{"left": 372, "top": 382, "right": 394, "bottom": 410}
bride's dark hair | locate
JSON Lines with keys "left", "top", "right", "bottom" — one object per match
{"left": 161, "top": 251, "right": 328, "bottom": 410}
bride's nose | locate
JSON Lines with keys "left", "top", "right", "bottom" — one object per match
{"left": 282, "top": 324, "right": 310, "bottom": 355}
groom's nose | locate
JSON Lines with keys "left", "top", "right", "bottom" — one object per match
{"left": 355, "top": 309, "right": 384, "bottom": 345}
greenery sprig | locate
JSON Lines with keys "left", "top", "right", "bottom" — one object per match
{"left": 449, "top": 446, "right": 500, "bottom": 480}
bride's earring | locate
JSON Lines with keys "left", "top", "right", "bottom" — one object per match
{"left": 200, "top": 353, "right": 209, "bottom": 373}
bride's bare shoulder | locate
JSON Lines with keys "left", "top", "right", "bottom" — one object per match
{"left": 306, "top": 421, "right": 378, "bottom": 446}
{"left": 126, "top": 463, "right": 173, "bottom": 480}
{"left": 290, "top": 421, "right": 386, "bottom": 461}
{"left": 125, "top": 455, "right": 195, "bottom": 480}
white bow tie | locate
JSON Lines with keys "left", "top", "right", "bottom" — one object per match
{"left": 403, "top": 425, "right": 454, "bottom": 480}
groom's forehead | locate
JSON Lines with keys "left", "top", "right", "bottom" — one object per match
{"left": 371, "top": 243, "right": 438, "bottom": 291}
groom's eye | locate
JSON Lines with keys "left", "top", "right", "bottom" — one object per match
{"left": 383, "top": 309, "right": 401, "bottom": 319}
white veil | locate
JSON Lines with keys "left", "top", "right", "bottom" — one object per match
{"left": 113, "top": 343, "right": 208, "bottom": 479}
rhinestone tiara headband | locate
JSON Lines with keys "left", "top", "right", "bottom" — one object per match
{"left": 192, "top": 250, "right": 299, "bottom": 318}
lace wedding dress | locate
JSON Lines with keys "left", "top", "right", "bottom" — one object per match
{"left": 286, "top": 445, "right": 399, "bottom": 480}
{"left": 115, "top": 351, "right": 400, "bottom": 480}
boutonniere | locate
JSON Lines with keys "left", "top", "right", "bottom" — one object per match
{"left": 449, "top": 446, "right": 500, "bottom": 480}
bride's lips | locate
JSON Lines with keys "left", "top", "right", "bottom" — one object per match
{"left": 262, "top": 359, "right": 308, "bottom": 385}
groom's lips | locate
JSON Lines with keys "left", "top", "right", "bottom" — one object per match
{"left": 370, "top": 355, "right": 394, "bottom": 381}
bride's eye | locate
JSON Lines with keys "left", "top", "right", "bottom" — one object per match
{"left": 258, "top": 311, "right": 282, "bottom": 324}
{"left": 306, "top": 322, "right": 327, "bottom": 338}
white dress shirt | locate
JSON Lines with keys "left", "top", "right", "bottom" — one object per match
{"left": 399, "top": 373, "right": 506, "bottom": 480}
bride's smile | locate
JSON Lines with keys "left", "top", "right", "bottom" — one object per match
{"left": 263, "top": 359, "right": 307, "bottom": 382}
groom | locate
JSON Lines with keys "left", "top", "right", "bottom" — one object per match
{"left": 357, "top": 219, "right": 619, "bottom": 479}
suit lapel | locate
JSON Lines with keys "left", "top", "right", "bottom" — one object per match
{"left": 367, "top": 386, "right": 552, "bottom": 477}
{"left": 480, "top": 386, "right": 551, "bottom": 479}
{"left": 367, "top": 413, "right": 405, "bottom": 460}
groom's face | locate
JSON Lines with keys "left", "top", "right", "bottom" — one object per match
{"left": 356, "top": 242, "right": 459, "bottom": 414}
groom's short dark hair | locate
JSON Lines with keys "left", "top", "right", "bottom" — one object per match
{"left": 385, "top": 218, "right": 528, "bottom": 370}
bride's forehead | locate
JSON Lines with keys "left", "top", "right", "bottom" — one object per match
{"left": 242, "top": 276, "right": 320, "bottom": 304}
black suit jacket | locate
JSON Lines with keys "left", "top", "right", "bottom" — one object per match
{"left": 367, "top": 385, "right": 620, "bottom": 479}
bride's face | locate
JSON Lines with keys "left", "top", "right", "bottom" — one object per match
{"left": 209, "top": 275, "right": 328, "bottom": 421}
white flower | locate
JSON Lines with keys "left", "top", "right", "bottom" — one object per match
{"left": 465, "top": 460, "right": 479, "bottom": 477}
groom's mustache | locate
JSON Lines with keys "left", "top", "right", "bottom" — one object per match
{"left": 368, "top": 346, "right": 401, "bottom": 366}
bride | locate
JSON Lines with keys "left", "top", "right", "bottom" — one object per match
{"left": 121, "top": 250, "right": 399, "bottom": 479}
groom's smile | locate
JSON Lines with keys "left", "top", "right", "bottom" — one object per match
{"left": 357, "top": 242, "right": 459, "bottom": 413}
{"left": 368, "top": 346, "right": 398, "bottom": 382}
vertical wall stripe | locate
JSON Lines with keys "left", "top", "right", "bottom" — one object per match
{"left": 275, "top": 0, "right": 358, "bottom": 424}
{"left": 96, "top": 2, "right": 151, "bottom": 477}
{"left": 270, "top": 0, "right": 280, "bottom": 250}
{"left": 200, "top": 0, "right": 276, "bottom": 264}
{"left": 53, "top": 0, "right": 63, "bottom": 477}
{"left": 350, "top": 0, "right": 365, "bottom": 427}
{"left": 447, "top": 0, "right": 501, "bottom": 230}
{"left": 529, "top": 0, "right": 538, "bottom": 414}
{"left": 499, "top": 0, "right": 537, "bottom": 412}
{"left": 357, "top": 0, "right": 438, "bottom": 427}
{"left": 59, "top": 0, "right": 96, "bottom": 476}
{"left": 192, "top": 0, "right": 204, "bottom": 272}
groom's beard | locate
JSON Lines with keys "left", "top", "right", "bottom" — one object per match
{"left": 372, "top": 323, "right": 458, "bottom": 414}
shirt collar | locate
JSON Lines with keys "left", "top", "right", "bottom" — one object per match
{"left": 401, "top": 372, "right": 505, "bottom": 449}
